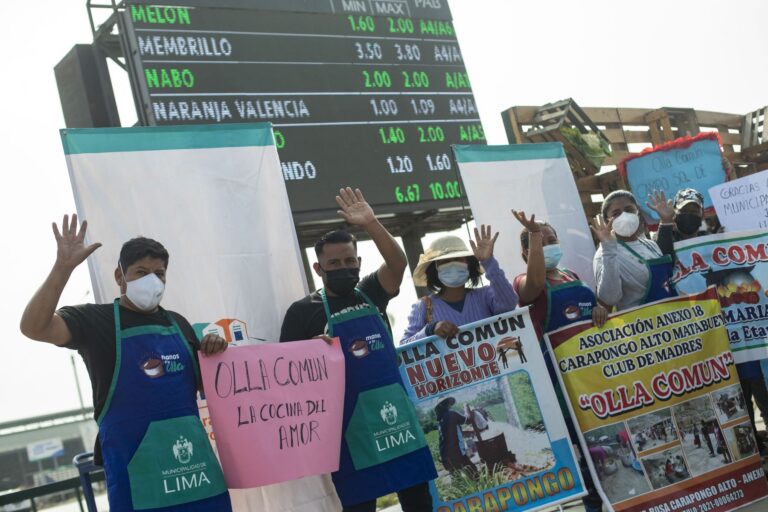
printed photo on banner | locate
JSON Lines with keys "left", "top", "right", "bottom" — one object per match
{"left": 619, "top": 132, "right": 727, "bottom": 222}
{"left": 546, "top": 290, "right": 768, "bottom": 512}
{"left": 397, "top": 309, "right": 585, "bottom": 512}
{"left": 673, "top": 230, "right": 768, "bottom": 364}
{"left": 198, "top": 335, "right": 346, "bottom": 489}
{"left": 709, "top": 169, "right": 768, "bottom": 233}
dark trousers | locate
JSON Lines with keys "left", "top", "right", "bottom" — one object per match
{"left": 740, "top": 377, "right": 768, "bottom": 449}
{"left": 342, "top": 482, "right": 432, "bottom": 512}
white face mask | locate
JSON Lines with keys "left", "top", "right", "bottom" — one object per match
{"left": 612, "top": 212, "right": 640, "bottom": 238}
{"left": 122, "top": 266, "right": 165, "bottom": 311}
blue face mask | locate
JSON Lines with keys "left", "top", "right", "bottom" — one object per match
{"left": 437, "top": 261, "right": 470, "bottom": 288}
{"left": 543, "top": 244, "right": 563, "bottom": 270}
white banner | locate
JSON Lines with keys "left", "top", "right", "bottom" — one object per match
{"left": 61, "top": 124, "right": 341, "bottom": 511}
{"left": 455, "top": 143, "right": 596, "bottom": 288}
{"left": 709, "top": 170, "right": 768, "bottom": 232}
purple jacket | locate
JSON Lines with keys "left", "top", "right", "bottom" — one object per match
{"left": 400, "top": 256, "right": 518, "bottom": 344}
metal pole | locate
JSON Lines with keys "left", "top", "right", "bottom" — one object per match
{"left": 401, "top": 230, "right": 427, "bottom": 297}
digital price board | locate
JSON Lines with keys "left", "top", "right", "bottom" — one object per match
{"left": 120, "top": 0, "right": 485, "bottom": 220}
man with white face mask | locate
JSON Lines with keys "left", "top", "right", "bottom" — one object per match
{"left": 20, "top": 215, "right": 232, "bottom": 512}
{"left": 592, "top": 190, "right": 676, "bottom": 311}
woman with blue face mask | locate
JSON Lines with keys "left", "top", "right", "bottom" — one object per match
{"left": 400, "top": 225, "right": 518, "bottom": 344}
{"left": 512, "top": 211, "right": 608, "bottom": 340}
{"left": 512, "top": 212, "right": 607, "bottom": 512}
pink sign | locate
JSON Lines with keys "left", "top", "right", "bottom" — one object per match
{"left": 199, "top": 339, "right": 345, "bottom": 488}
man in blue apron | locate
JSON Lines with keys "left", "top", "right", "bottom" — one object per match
{"left": 280, "top": 188, "right": 437, "bottom": 512}
{"left": 20, "top": 215, "right": 232, "bottom": 512}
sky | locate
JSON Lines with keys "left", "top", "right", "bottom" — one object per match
{"left": 0, "top": 0, "right": 766, "bottom": 424}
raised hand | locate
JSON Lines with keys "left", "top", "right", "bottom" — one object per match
{"left": 52, "top": 214, "right": 101, "bottom": 271}
{"left": 646, "top": 190, "right": 675, "bottom": 223}
{"left": 590, "top": 214, "right": 615, "bottom": 243}
{"left": 511, "top": 209, "right": 540, "bottom": 232}
{"left": 336, "top": 187, "right": 376, "bottom": 227}
{"left": 469, "top": 224, "right": 499, "bottom": 261}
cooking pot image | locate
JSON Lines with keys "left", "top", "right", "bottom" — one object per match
{"left": 704, "top": 266, "right": 761, "bottom": 307}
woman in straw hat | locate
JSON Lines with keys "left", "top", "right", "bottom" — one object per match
{"left": 400, "top": 224, "right": 517, "bottom": 344}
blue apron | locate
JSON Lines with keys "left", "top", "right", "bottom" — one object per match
{"left": 321, "top": 289, "right": 436, "bottom": 507}
{"left": 619, "top": 239, "right": 676, "bottom": 304}
{"left": 98, "top": 300, "right": 231, "bottom": 511}
{"left": 542, "top": 271, "right": 598, "bottom": 442}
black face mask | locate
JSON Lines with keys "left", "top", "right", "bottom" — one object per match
{"left": 675, "top": 213, "right": 702, "bottom": 236}
{"left": 323, "top": 267, "right": 360, "bottom": 296}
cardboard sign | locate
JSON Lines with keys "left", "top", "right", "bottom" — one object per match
{"left": 709, "top": 170, "right": 768, "bottom": 232}
{"left": 199, "top": 339, "right": 345, "bottom": 489}
{"left": 620, "top": 133, "right": 726, "bottom": 221}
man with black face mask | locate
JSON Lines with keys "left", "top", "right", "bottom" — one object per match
{"left": 280, "top": 187, "right": 436, "bottom": 512}
{"left": 648, "top": 188, "right": 708, "bottom": 258}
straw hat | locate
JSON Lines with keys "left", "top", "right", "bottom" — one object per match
{"left": 412, "top": 235, "right": 483, "bottom": 287}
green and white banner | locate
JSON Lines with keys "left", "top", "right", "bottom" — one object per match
{"left": 61, "top": 124, "right": 340, "bottom": 511}
{"left": 454, "top": 143, "right": 596, "bottom": 288}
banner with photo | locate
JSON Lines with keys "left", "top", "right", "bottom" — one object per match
{"left": 673, "top": 230, "right": 768, "bottom": 364}
{"left": 546, "top": 290, "right": 768, "bottom": 512}
{"left": 397, "top": 309, "right": 585, "bottom": 511}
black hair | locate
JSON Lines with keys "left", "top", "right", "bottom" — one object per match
{"left": 425, "top": 257, "right": 481, "bottom": 294}
{"left": 314, "top": 229, "right": 358, "bottom": 257}
{"left": 601, "top": 190, "right": 639, "bottom": 220}
{"left": 519, "top": 222, "right": 558, "bottom": 263}
{"left": 119, "top": 237, "right": 169, "bottom": 270}
{"left": 519, "top": 221, "right": 558, "bottom": 251}
{"left": 434, "top": 398, "right": 454, "bottom": 418}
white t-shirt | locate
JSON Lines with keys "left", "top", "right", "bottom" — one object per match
{"left": 593, "top": 237, "right": 664, "bottom": 311}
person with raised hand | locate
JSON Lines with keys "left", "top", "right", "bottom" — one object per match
{"left": 647, "top": 188, "right": 709, "bottom": 258}
{"left": 512, "top": 209, "right": 607, "bottom": 512}
{"left": 592, "top": 190, "right": 676, "bottom": 311}
{"left": 400, "top": 223, "right": 517, "bottom": 344}
{"left": 280, "top": 188, "right": 436, "bottom": 512}
{"left": 20, "top": 215, "right": 231, "bottom": 512}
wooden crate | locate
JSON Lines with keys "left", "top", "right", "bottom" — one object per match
{"left": 501, "top": 102, "right": 747, "bottom": 222}
{"left": 644, "top": 108, "right": 700, "bottom": 145}
{"left": 742, "top": 106, "right": 768, "bottom": 163}
{"left": 524, "top": 98, "right": 612, "bottom": 177}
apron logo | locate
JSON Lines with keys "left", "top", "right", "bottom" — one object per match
{"left": 172, "top": 436, "right": 193, "bottom": 464}
{"left": 349, "top": 333, "right": 385, "bottom": 358}
{"left": 563, "top": 304, "right": 581, "bottom": 320}
{"left": 161, "top": 436, "right": 213, "bottom": 495}
{"left": 140, "top": 353, "right": 185, "bottom": 378}
{"left": 349, "top": 339, "right": 370, "bottom": 358}
{"left": 140, "top": 355, "right": 165, "bottom": 378}
{"left": 380, "top": 401, "right": 398, "bottom": 425}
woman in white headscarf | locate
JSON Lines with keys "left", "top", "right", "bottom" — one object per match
{"left": 592, "top": 190, "right": 676, "bottom": 310}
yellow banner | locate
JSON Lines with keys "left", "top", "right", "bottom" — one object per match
{"left": 547, "top": 289, "right": 734, "bottom": 433}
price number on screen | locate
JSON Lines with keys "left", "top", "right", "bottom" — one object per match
{"left": 387, "top": 155, "right": 414, "bottom": 174}
{"left": 429, "top": 180, "right": 461, "bottom": 200}
{"left": 395, "top": 184, "right": 421, "bottom": 203}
